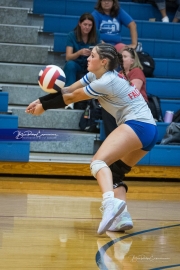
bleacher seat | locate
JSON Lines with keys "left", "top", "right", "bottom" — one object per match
{"left": 33, "top": 0, "right": 162, "bottom": 20}
{"left": 0, "top": 115, "right": 18, "bottom": 128}
{"left": 122, "top": 20, "right": 180, "bottom": 41}
{"left": 0, "top": 92, "right": 8, "bottom": 112}
{"left": 146, "top": 78, "right": 180, "bottom": 99}
{"left": 0, "top": 141, "right": 30, "bottom": 162}
{"left": 0, "top": 93, "right": 30, "bottom": 162}
{"left": 138, "top": 145, "right": 180, "bottom": 166}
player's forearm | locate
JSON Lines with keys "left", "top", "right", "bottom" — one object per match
{"left": 61, "top": 81, "right": 83, "bottom": 94}
{"left": 41, "top": 91, "right": 67, "bottom": 110}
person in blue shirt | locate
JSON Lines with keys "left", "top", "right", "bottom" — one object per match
{"left": 92, "top": 0, "right": 138, "bottom": 52}
{"left": 64, "top": 13, "right": 100, "bottom": 109}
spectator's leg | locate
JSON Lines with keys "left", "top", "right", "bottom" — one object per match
{"left": 173, "top": 2, "right": 180, "bottom": 22}
{"left": 155, "top": 0, "right": 169, "bottom": 22}
{"left": 63, "top": 60, "right": 81, "bottom": 86}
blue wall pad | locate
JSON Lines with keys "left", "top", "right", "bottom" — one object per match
{"left": 45, "top": 15, "right": 180, "bottom": 43}
{"left": 146, "top": 78, "right": 180, "bottom": 99}
{"left": 137, "top": 145, "right": 180, "bottom": 166}
{"left": 43, "top": 15, "right": 79, "bottom": 33}
{"left": 154, "top": 58, "right": 180, "bottom": 79}
{"left": 53, "top": 33, "right": 67, "bottom": 53}
{"left": 34, "top": 0, "right": 162, "bottom": 20}
{"left": 33, "top": 0, "right": 66, "bottom": 15}
{"left": 122, "top": 21, "right": 180, "bottom": 41}
{"left": 52, "top": 32, "right": 180, "bottom": 62}
{"left": 0, "top": 92, "right": 8, "bottom": 112}
{"left": 122, "top": 37, "right": 180, "bottom": 59}
{"left": 0, "top": 141, "right": 30, "bottom": 162}
{"left": 160, "top": 99, "right": 180, "bottom": 116}
{"left": 149, "top": 145, "right": 180, "bottom": 166}
{"left": 53, "top": 30, "right": 180, "bottom": 59}
{"left": 137, "top": 152, "right": 150, "bottom": 165}
{"left": 0, "top": 115, "right": 18, "bottom": 129}
{"left": 156, "top": 122, "right": 169, "bottom": 143}
{"left": 95, "top": 120, "right": 105, "bottom": 141}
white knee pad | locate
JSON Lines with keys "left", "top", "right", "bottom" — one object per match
{"left": 90, "top": 160, "right": 108, "bottom": 178}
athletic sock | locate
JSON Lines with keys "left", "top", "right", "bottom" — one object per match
{"left": 102, "top": 191, "right": 114, "bottom": 203}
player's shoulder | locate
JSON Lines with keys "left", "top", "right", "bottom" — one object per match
{"left": 98, "top": 71, "right": 119, "bottom": 85}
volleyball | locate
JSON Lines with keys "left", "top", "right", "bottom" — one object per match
{"left": 38, "top": 65, "right": 66, "bottom": 93}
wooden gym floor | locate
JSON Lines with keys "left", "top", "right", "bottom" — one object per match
{"left": 0, "top": 175, "right": 179, "bottom": 270}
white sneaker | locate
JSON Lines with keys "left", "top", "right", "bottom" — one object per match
{"left": 162, "top": 16, "right": 169, "bottom": 23}
{"left": 108, "top": 211, "right": 133, "bottom": 232}
{"left": 65, "top": 103, "right": 74, "bottom": 109}
{"left": 97, "top": 198, "right": 126, "bottom": 235}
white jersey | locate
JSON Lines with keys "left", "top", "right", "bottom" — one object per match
{"left": 80, "top": 71, "right": 156, "bottom": 126}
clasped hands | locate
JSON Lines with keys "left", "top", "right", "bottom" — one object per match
{"left": 25, "top": 99, "right": 45, "bottom": 116}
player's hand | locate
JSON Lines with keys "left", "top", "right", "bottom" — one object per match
{"left": 26, "top": 103, "right": 45, "bottom": 116}
{"left": 25, "top": 99, "right": 41, "bottom": 114}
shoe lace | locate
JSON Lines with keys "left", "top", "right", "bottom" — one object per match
{"left": 99, "top": 200, "right": 114, "bottom": 215}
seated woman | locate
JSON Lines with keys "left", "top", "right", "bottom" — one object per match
{"left": 91, "top": 0, "right": 139, "bottom": 53}
{"left": 64, "top": 13, "right": 100, "bottom": 109}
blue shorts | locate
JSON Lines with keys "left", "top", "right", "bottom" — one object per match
{"left": 125, "top": 120, "right": 158, "bottom": 151}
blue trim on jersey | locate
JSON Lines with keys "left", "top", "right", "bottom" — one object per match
{"left": 83, "top": 74, "right": 90, "bottom": 84}
{"left": 86, "top": 85, "right": 99, "bottom": 97}
{"left": 86, "top": 85, "right": 106, "bottom": 97}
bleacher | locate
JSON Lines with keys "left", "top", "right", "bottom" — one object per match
{"left": 0, "top": 91, "right": 30, "bottom": 162}
{"left": 0, "top": 0, "right": 179, "bottom": 177}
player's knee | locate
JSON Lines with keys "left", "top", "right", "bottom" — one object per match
{"left": 90, "top": 160, "right": 108, "bottom": 178}
{"left": 110, "top": 160, "right": 131, "bottom": 179}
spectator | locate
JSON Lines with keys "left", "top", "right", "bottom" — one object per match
{"left": 155, "top": 0, "right": 180, "bottom": 22}
{"left": 102, "top": 47, "right": 149, "bottom": 232}
{"left": 64, "top": 13, "right": 100, "bottom": 109}
{"left": 92, "top": 0, "right": 139, "bottom": 52}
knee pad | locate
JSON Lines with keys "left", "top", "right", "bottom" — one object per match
{"left": 113, "top": 181, "right": 128, "bottom": 192}
{"left": 90, "top": 160, "right": 108, "bottom": 178}
{"left": 110, "top": 160, "right": 131, "bottom": 192}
